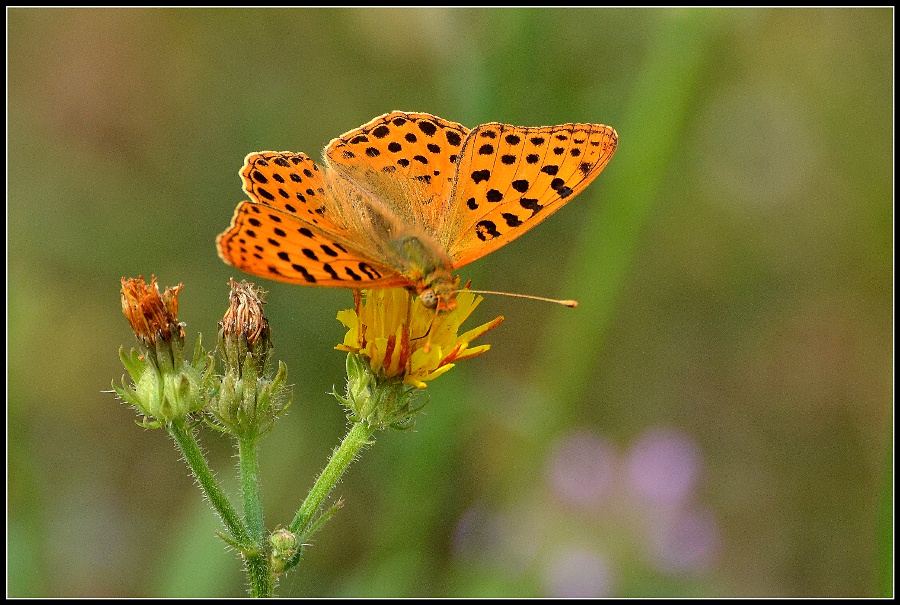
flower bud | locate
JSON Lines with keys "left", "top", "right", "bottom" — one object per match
{"left": 269, "top": 527, "right": 299, "bottom": 574}
{"left": 207, "top": 280, "right": 291, "bottom": 437}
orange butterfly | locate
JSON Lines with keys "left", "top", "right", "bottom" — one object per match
{"left": 217, "top": 111, "right": 617, "bottom": 311}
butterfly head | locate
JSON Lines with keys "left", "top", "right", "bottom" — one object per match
{"left": 417, "top": 273, "right": 460, "bottom": 312}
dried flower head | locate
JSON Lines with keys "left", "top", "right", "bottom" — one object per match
{"left": 208, "top": 280, "right": 290, "bottom": 437}
{"left": 115, "top": 276, "right": 214, "bottom": 426}
{"left": 120, "top": 275, "right": 185, "bottom": 348}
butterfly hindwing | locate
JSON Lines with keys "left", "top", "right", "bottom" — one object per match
{"left": 240, "top": 151, "right": 352, "bottom": 235}
{"left": 444, "top": 122, "right": 618, "bottom": 268}
{"left": 223, "top": 149, "right": 408, "bottom": 288}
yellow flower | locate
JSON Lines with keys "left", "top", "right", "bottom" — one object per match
{"left": 336, "top": 287, "right": 504, "bottom": 389}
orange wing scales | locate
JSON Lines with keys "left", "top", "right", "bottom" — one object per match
{"left": 446, "top": 122, "right": 617, "bottom": 268}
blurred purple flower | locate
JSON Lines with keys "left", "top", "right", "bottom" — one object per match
{"left": 542, "top": 547, "right": 615, "bottom": 598}
{"left": 546, "top": 431, "right": 617, "bottom": 509}
{"left": 649, "top": 507, "right": 720, "bottom": 574}
{"left": 626, "top": 427, "right": 702, "bottom": 508}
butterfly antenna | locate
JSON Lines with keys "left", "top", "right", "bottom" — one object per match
{"left": 462, "top": 289, "right": 579, "bottom": 308}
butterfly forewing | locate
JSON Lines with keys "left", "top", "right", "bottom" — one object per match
{"left": 444, "top": 123, "right": 618, "bottom": 268}
{"left": 324, "top": 111, "right": 470, "bottom": 221}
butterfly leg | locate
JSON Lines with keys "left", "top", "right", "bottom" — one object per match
{"left": 408, "top": 292, "right": 437, "bottom": 348}
{"left": 410, "top": 308, "right": 439, "bottom": 355}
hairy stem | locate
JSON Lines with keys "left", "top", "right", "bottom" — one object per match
{"left": 290, "top": 421, "right": 377, "bottom": 539}
{"left": 239, "top": 433, "right": 265, "bottom": 545}
{"left": 167, "top": 419, "right": 251, "bottom": 547}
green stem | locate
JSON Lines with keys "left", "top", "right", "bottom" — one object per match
{"left": 239, "top": 432, "right": 274, "bottom": 597}
{"left": 289, "top": 420, "right": 377, "bottom": 539}
{"left": 239, "top": 433, "right": 265, "bottom": 545}
{"left": 167, "top": 419, "right": 251, "bottom": 548}
{"left": 245, "top": 552, "right": 273, "bottom": 598}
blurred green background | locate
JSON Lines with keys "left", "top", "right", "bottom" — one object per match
{"left": 7, "top": 7, "right": 892, "bottom": 598}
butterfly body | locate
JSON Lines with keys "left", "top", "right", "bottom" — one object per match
{"left": 318, "top": 162, "right": 460, "bottom": 309}
{"left": 218, "top": 112, "right": 617, "bottom": 310}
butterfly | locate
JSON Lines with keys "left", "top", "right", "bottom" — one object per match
{"left": 217, "top": 111, "right": 617, "bottom": 311}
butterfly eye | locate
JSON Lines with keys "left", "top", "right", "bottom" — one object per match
{"left": 419, "top": 288, "right": 438, "bottom": 309}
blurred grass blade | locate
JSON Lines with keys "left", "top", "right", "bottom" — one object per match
{"left": 537, "top": 9, "right": 721, "bottom": 414}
